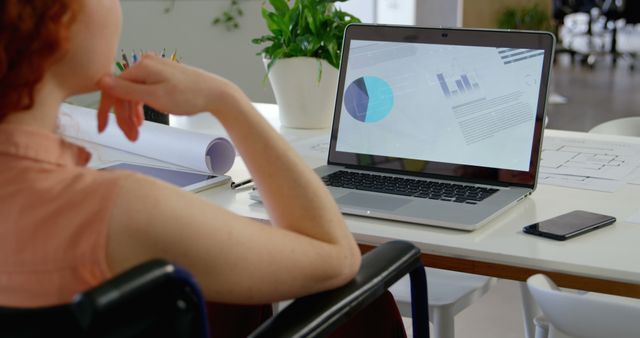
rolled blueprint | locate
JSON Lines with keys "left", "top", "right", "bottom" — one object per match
{"left": 58, "top": 103, "right": 235, "bottom": 175}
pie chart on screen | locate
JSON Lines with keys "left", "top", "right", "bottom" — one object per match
{"left": 343, "top": 76, "right": 394, "bottom": 123}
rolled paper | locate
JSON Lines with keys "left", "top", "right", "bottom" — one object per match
{"left": 59, "top": 103, "right": 236, "bottom": 175}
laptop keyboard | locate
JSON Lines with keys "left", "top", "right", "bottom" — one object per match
{"left": 321, "top": 170, "right": 499, "bottom": 205}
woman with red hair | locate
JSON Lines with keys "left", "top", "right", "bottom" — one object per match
{"left": 0, "top": 1, "right": 405, "bottom": 337}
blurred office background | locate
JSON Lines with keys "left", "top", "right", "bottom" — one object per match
{"left": 69, "top": 0, "right": 640, "bottom": 134}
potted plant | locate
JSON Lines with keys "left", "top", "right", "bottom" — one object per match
{"left": 252, "top": 0, "right": 360, "bottom": 128}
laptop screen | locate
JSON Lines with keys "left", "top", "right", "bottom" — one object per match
{"left": 328, "top": 25, "right": 554, "bottom": 188}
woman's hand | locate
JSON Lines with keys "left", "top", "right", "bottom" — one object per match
{"left": 97, "top": 54, "right": 237, "bottom": 141}
{"left": 97, "top": 90, "right": 144, "bottom": 141}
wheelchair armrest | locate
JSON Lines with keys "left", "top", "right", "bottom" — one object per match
{"left": 0, "top": 260, "right": 194, "bottom": 337}
{"left": 248, "top": 240, "right": 427, "bottom": 338}
{"left": 75, "top": 259, "right": 172, "bottom": 310}
{"left": 74, "top": 258, "right": 210, "bottom": 337}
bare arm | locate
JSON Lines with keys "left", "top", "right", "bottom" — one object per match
{"left": 99, "top": 55, "right": 360, "bottom": 304}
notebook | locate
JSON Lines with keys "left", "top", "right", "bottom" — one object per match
{"left": 312, "top": 24, "right": 555, "bottom": 231}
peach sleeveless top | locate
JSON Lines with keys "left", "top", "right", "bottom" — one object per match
{"left": 0, "top": 124, "right": 128, "bottom": 307}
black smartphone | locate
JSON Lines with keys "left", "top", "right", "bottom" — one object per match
{"left": 523, "top": 210, "right": 616, "bottom": 241}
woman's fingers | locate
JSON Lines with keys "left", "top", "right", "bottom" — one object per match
{"left": 98, "top": 89, "right": 142, "bottom": 141}
{"left": 98, "top": 92, "right": 144, "bottom": 141}
{"left": 99, "top": 74, "right": 156, "bottom": 104}
{"left": 114, "top": 98, "right": 139, "bottom": 141}
{"left": 97, "top": 55, "right": 170, "bottom": 140}
{"left": 134, "top": 101, "right": 144, "bottom": 127}
{"left": 97, "top": 92, "right": 114, "bottom": 133}
{"left": 127, "top": 101, "right": 137, "bottom": 127}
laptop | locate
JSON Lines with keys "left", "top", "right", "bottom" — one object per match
{"left": 252, "top": 25, "right": 554, "bottom": 231}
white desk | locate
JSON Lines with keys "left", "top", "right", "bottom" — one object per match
{"left": 88, "top": 103, "right": 640, "bottom": 298}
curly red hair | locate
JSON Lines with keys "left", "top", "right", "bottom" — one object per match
{"left": 0, "top": 0, "right": 80, "bottom": 120}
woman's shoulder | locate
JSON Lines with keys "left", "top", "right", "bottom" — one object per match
{"left": 52, "top": 165, "right": 137, "bottom": 197}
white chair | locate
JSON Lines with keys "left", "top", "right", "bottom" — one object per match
{"left": 389, "top": 268, "right": 497, "bottom": 338}
{"left": 588, "top": 116, "right": 640, "bottom": 136}
{"left": 526, "top": 274, "right": 640, "bottom": 338}
{"left": 520, "top": 116, "right": 639, "bottom": 338}
{"left": 559, "top": 11, "right": 612, "bottom": 66}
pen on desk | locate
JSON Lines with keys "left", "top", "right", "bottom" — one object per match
{"left": 170, "top": 49, "right": 177, "bottom": 62}
{"left": 231, "top": 178, "right": 253, "bottom": 189}
{"left": 132, "top": 51, "right": 139, "bottom": 64}
{"left": 161, "top": 48, "right": 166, "bottom": 58}
{"left": 121, "top": 49, "right": 130, "bottom": 68}
{"left": 115, "top": 61, "right": 125, "bottom": 73}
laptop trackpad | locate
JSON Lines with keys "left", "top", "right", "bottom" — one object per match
{"left": 336, "top": 192, "right": 411, "bottom": 211}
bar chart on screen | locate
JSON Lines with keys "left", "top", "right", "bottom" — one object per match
{"left": 436, "top": 72, "right": 481, "bottom": 98}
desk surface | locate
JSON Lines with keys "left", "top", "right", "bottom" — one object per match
{"left": 89, "top": 103, "right": 640, "bottom": 297}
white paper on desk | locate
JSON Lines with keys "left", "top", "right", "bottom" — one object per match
{"left": 625, "top": 166, "right": 640, "bottom": 185}
{"left": 291, "top": 135, "right": 330, "bottom": 156}
{"left": 58, "top": 103, "right": 236, "bottom": 175}
{"left": 537, "top": 173, "right": 624, "bottom": 192}
{"left": 540, "top": 136, "right": 640, "bottom": 180}
{"left": 626, "top": 210, "right": 640, "bottom": 224}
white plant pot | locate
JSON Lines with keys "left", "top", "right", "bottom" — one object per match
{"left": 264, "top": 57, "right": 338, "bottom": 129}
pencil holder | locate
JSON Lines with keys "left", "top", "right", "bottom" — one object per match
{"left": 143, "top": 105, "right": 169, "bottom": 125}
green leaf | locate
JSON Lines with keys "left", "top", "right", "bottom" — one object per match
{"left": 261, "top": 8, "right": 276, "bottom": 30}
{"left": 305, "top": 11, "right": 317, "bottom": 34}
{"left": 287, "top": 5, "right": 301, "bottom": 33}
{"left": 296, "top": 36, "right": 310, "bottom": 52}
{"left": 261, "top": 6, "right": 270, "bottom": 20}
{"left": 269, "top": 0, "right": 290, "bottom": 16}
{"left": 288, "top": 44, "right": 304, "bottom": 57}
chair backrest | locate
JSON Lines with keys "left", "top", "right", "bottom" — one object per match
{"left": 588, "top": 116, "right": 640, "bottom": 136}
{"left": 527, "top": 274, "right": 640, "bottom": 338}
{"left": 0, "top": 259, "right": 210, "bottom": 338}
